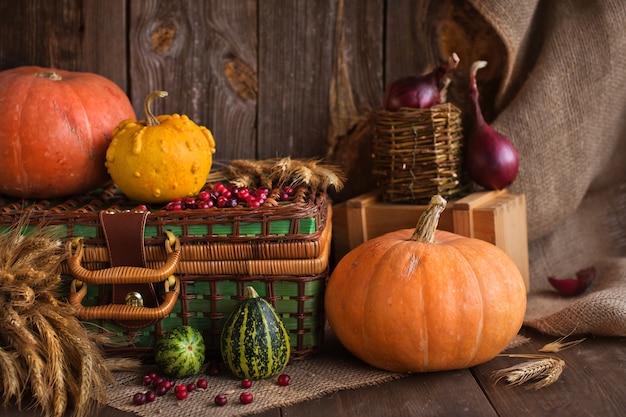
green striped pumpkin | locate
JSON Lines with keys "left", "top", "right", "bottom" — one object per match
{"left": 155, "top": 326, "right": 206, "bottom": 378}
{"left": 220, "top": 286, "right": 291, "bottom": 379}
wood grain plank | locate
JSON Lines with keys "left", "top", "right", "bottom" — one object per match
{"left": 472, "top": 329, "right": 626, "bottom": 417}
{"left": 384, "top": 0, "right": 440, "bottom": 86}
{"left": 257, "top": 1, "right": 337, "bottom": 159}
{"left": 279, "top": 370, "right": 498, "bottom": 417}
{"left": 129, "top": 0, "right": 257, "bottom": 161}
{"left": 0, "top": 0, "right": 127, "bottom": 90}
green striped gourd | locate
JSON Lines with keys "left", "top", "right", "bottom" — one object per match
{"left": 155, "top": 326, "right": 206, "bottom": 378}
{"left": 220, "top": 286, "right": 291, "bottom": 379}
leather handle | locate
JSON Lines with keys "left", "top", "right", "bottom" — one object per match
{"left": 68, "top": 276, "right": 180, "bottom": 321}
{"left": 66, "top": 234, "right": 181, "bottom": 284}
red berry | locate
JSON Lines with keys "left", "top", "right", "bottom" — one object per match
{"left": 132, "top": 392, "right": 147, "bottom": 405}
{"left": 237, "top": 188, "right": 250, "bottom": 200}
{"left": 239, "top": 392, "right": 254, "bottom": 404}
{"left": 214, "top": 182, "right": 226, "bottom": 193}
{"left": 159, "top": 380, "right": 173, "bottom": 391}
{"left": 196, "top": 378, "right": 208, "bottom": 389}
{"left": 241, "top": 378, "right": 252, "bottom": 388}
{"left": 175, "top": 390, "right": 188, "bottom": 400}
{"left": 197, "top": 190, "right": 211, "bottom": 201}
{"left": 155, "top": 384, "right": 169, "bottom": 396}
{"left": 277, "top": 374, "right": 291, "bottom": 386}
{"left": 279, "top": 192, "right": 290, "bottom": 201}
{"left": 217, "top": 195, "right": 229, "bottom": 208}
{"left": 174, "top": 383, "right": 187, "bottom": 393}
{"left": 186, "top": 382, "right": 196, "bottom": 392}
{"left": 142, "top": 375, "right": 153, "bottom": 385}
{"left": 145, "top": 391, "right": 156, "bottom": 403}
{"left": 283, "top": 186, "right": 294, "bottom": 196}
{"left": 148, "top": 370, "right": 159, "bottom": 379}
{"left": 184, "top": 197, "right": 196, "bottom": 208}
{"left": 214, "top": 394, "right": 228, "bottom": 406}
{"left": 151, "top": 376, "right": 164, "bottom": 388}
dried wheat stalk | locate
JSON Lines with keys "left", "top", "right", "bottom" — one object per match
{"left": 210, "top": 157, "right": 345, "bottom": 193}
{"left": 0, "top": 222, "right": 114, "bottom": 417}
{"left": 493, "top": 354, "right": 565, "bottom": 390}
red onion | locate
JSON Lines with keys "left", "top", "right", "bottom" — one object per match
{"left": 383, "top": 53, "right": 459, "bottom": 111}
{"left": 548, "top": 267, "right": 596, "bottom": 296}
{"left": 465, "top": 61, "right": 519, "bottom": 190}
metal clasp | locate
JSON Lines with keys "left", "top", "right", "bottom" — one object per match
{"left": 125, "top": 292, "right": 144, "bottom": 307}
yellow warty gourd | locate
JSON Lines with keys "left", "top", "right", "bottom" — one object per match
{"left": 105, "top": 91, "right": 216, "bottom": 203}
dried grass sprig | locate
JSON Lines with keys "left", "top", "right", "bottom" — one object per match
{"left": 211, "top": 157, "right": 345, "bottom": 193}
{"left": 0, "top": 223, "right": 114, "bottom": 417}
{"left": 538, "top": 332, "right": 586, "bottom": 353}
{"left": 493, "top": 354, "right": 565, "bottom": 390}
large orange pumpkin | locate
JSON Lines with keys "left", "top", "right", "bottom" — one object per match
{"left": 325, "top": 195, "right": 527, "bottom": 373}
{"left": 0, "top": 66, "right": 136, "bottom": 199}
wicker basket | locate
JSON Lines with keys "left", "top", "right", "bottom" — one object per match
{"left": 0, "top": 183, "right": 331, "bottom": 359}
{"left": 371, "top": 102, "right": 467, "bottom": 204}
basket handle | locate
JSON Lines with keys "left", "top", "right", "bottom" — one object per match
{"left": 68, "top": 276, "right": 180, "bottom": 321}
{"left": 66, "top": 233, "right": 181, "bottom": 284}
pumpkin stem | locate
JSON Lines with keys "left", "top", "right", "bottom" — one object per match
{"left": 246, "top": 286, "right": 260, "bottom": 299}
{"left": 36, "top": 71, "right": 62, "bottom": 81}
{"left": 144, "top": 91, "right": 168, "bottom": 126}
{"left": 410, "top": 195, "right": 447, "bottom": 243}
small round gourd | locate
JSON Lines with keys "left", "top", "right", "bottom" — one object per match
{"left": 220, "top": 287, "right": 291, "bottom": 380}
{"left": 324, "top": 195, "right": 527, "bottom": 373}
{"left": 105, "top": 91, "right": 216, "bottom": 203}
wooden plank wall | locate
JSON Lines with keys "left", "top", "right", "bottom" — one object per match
{"left": 0, "top": 0, "right": 501, "bottom": 200}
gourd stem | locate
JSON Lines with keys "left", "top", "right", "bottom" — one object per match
{"left": 36, "top": 72, "right": 62, "bottom": 81}
{"left": 410, "top": 195, "right": 447, "bottom": 243}
{"left": 246, "top": 286, "right": 260, "bottom": 299}
{"left": 144, "top": 91, "right": 168, "bottom": 126}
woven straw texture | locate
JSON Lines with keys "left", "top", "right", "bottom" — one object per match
{"left": 371, "top": 103, "right": 466, "bottom": 203}
{"left": 464, "top": 0, "right": 626, "bottom": 336}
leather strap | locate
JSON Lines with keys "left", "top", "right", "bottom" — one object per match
{"left": 100, "top": 210, "right": 159, "bottom": 330}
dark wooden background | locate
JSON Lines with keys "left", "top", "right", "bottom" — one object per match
{"left": 0, "top": 0, "right": 503, "bottom": 201}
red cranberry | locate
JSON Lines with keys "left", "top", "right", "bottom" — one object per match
{"left": 239, "top": 392, "right": 254, "bottom": 404}
{"left": 214, "top": 394, "right": 228, "bottom": 406}
{"left": 237, "top": 188, "right": 250, "bottom": 200}
{"left": 186, "top": 382, "right": 196, "bottom": 392}
{"left": 145, "top": 391, "right": 156, "bottom": 403}
{"left": 241, "top": 378, "right": 252, "bottom": 389}
{"left": 196, "top": 378, "right": 208, "bottom": 389}
{"left": 174, "top": 383, "right": 187, "bottom": 393}
{"left": 197, "top": 190, "right": 211, "bottom": 201}
{"left": 142, "top": 375, "right": 153, "bottom": 386}
{"left": 151, "top": 376, "right": 164, "bottom": 388}
{"left": 132, "top": 392, "right": 146, "bottom": 405}
{"left": 175, "top": 390, "right": 188, "bottom": 400}
{"left": 277, "top": 374, "right": 291, "bottom": 386}
{"left": 155, "top": 384, "right": 169, "bottom": 396}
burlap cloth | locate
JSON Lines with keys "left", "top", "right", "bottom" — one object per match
{"left": 104, "top": 329, "right": 405, "bottom": 417}
{"left": 461, "top": 0, "right": 626, "bottom": 336}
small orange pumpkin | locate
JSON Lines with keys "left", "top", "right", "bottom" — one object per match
{"left": 105, "top": 91, "right": 216, "bottom": 203}
{"left": 325, "top": 195, "right": 527, "bottom": 372}
{"left": 0, "top": 66, "right": 136, "bottom": 198}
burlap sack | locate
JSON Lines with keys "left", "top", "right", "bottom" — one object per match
{"left": 462, "top": 0, "right": 626, "bottom": 336}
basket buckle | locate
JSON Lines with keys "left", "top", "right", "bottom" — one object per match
{"left": 125, "top": 292, "right": 144, "bottom": 307}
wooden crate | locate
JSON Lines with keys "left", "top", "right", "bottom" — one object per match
{"left": 332, "top": 189, "right": 529, "bottom": 291}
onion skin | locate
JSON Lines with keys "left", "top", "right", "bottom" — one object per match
{"left": 466, "top": 61, "right": 519, "bottom": 190}
{"left": 383, "top": 53, "right": 459, "bottom": 111}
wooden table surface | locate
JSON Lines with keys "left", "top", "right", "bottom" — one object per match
{"left": 1, "top": 328, "right": 624, "bottom": 417}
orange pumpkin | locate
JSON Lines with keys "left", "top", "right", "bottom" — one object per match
{"left": 0, "top": 66, "right": 136, "bottom": 199}
{"left": 325, "top": 195, "right": 527, "bottom": 372}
